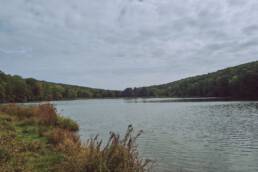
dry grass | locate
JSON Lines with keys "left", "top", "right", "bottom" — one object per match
{"left": 37, "top": 103, "right": 58, "bottom": 125}
{"left": 44, "top": 128, "right": 80, "bottom": 146}
{"left": 0, "top": 104, "right": 152, "bottom": 172}
{"left": 0, "top": 103, "right": 37, "bottom": 119}
{"left": 54, "top": 125, "right": 152, "bottom": 172}
{"left": 56, "top": 115, "right": 79, "bottom": 131}
{"left": 0, "top": 103, "right": 79, "bottom": 131}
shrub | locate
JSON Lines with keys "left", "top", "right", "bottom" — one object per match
{"left": 0, "top": 104, "right": 37, "bottom": 119}
{"left": 0, "top": 103, "right": 62, "bottom": 126}
{"left": 56, "top": 116, "right": 79, "bottom": 131}
{"left": 0, "top": 104, "right": 152, "bottom": 172}
{"left": 55, "top": 125, "right": 153, "bottom": 172}
{"left": 36, "top": 103, "right": 58, "bottom": 125}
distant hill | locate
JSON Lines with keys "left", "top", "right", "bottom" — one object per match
{"left": 121, "top": 61, "right": 258, "bottom": 99}
{"left": 1, "top": 61, "right": 258, "bottom": 103}
{"left": 0, "top": 71, "right": 120, "bottom": 103}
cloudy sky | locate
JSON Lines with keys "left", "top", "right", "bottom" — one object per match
{"left": 0, "top": 0, "right": 258, "bottom": 89}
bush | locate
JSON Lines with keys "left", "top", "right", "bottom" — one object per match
{"left": 0, "top": 104, "right": 37, "bottom": 119}
{"left": 0, "top": 103, "right": 58, "bottom": 125}
{"left": 0, "top": 104, "right": 152, "bottom": 172}
{"left": 56, "top": 116, "right": 79, "bottom": 131}
{"left": 55, "top": 125, "right": 153, "bottom": 172}
{"left": 37, "top": 103, "right": 58, "bottom": 125}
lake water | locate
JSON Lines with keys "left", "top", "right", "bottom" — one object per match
{"left": 51, "top": 98, "right": 258, "bottom": 172}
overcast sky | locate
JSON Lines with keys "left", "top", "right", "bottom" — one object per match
{"left": 0, "top": 0, "right": 258, "bottom": 90}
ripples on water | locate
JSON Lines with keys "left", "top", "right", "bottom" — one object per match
{"left": 52, "top": 98, "right": 258, "bottom": 172}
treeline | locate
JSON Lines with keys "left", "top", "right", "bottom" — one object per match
{"left": 0, "top": 71, "right": 120, "bottom": 103}
{"left": 1, "top": 61, "right": 258, "bottom": 102}
{"left": 121, "top": 61, "right": 258, "bottom": 99}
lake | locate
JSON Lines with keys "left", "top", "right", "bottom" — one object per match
{"left": 51, "top": 98, "right": 258, "bottom": 172}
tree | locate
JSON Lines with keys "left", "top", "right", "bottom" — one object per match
{"left": 122, "top": 88, "right": 134, "bottom": 97}
{"left": 0, "top": 85, "right": 5, "bottom": 102}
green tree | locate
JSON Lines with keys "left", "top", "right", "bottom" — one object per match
{"left": 0, "top": 84, "right": 5, "bottom": 102}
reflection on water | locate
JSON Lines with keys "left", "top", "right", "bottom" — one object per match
{"left": 125, "top": 97, "right": 233, "bottom": 103}
{"left": 52, "top": 99, "right": 258, "bottom": 172}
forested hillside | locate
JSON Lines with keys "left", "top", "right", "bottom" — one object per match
{"left": 121, "top": 61, "right": 258, "bottom": 99}
{"left": 0, "top": 71, "right": 120, "bottom": 102}
{"left": 1, "top": 61, "right": 258, "bottom": 102}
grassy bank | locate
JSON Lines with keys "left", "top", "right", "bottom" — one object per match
{"left": 0, "top": 104, "right": 151, "bottom": 172}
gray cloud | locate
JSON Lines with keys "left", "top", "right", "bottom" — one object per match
{"left": 0, "top": 0, "right": 258, "bottom": 89}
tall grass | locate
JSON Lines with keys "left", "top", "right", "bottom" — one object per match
{"left": 0, "top": 103, "right": 79, "bottom": 131}
{"left": 54, "top": 125, "right": 152, "bottom": 172}
{"left": 56, "top": 115, "right": 79, "bottom": 131}
{"left": 0, "top": 104, "right": 152, "bottom": 172}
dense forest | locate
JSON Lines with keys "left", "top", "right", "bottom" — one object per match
{"left": 0, "top": 71, "right": 120, "bottom": 103}
{"left": 121, "top": 61, "right": 258, "bottom": 99}
{"left": 1, "top": 61, "right": 258, "bottom": 102}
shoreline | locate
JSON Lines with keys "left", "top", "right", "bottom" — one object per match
{"left": 0, "top": 103, "right": 151, "bottom": 172}
{"left": 1, "top": 96, "right": 258, "bottom": 104}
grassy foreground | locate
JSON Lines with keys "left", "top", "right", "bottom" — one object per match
{"left": 0, "top": 104, "right": 152, "bottom": 172}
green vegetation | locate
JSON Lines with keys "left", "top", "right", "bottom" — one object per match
{"left": 56, "top": 116, "right": 79, "bottom": 132}
{"left": 1, "top": 61, "right": 258, "bottom": 102}
{"left": 0, "top": 104, "right": 151, "bottom": 172}
{"left": 121, "top": 61, "right": 258, "bottom": 99}
{"left": 0, "top": 71, "right": 120, "bottom": 103}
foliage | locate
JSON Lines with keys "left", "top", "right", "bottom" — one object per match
{"left": 56, "top": 116, "right": 79, "bottom": 131}
{"left": 0, "top": 71, "right": 120, "bottom": 103}
{"left": 54, "top": 125, "right": 152, "bottom": 172}
{"left": 121, "top": 61, "right": 258, "bottom": 99}
{"left": 2, "top": 61, "right": 257, "bottom": 101}
{"left": 0, "top": 104, "right": 152, "bottom": 172}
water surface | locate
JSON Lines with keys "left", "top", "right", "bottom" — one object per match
{"left": 52, "top": 98, "right": 258, "bottom": 172}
